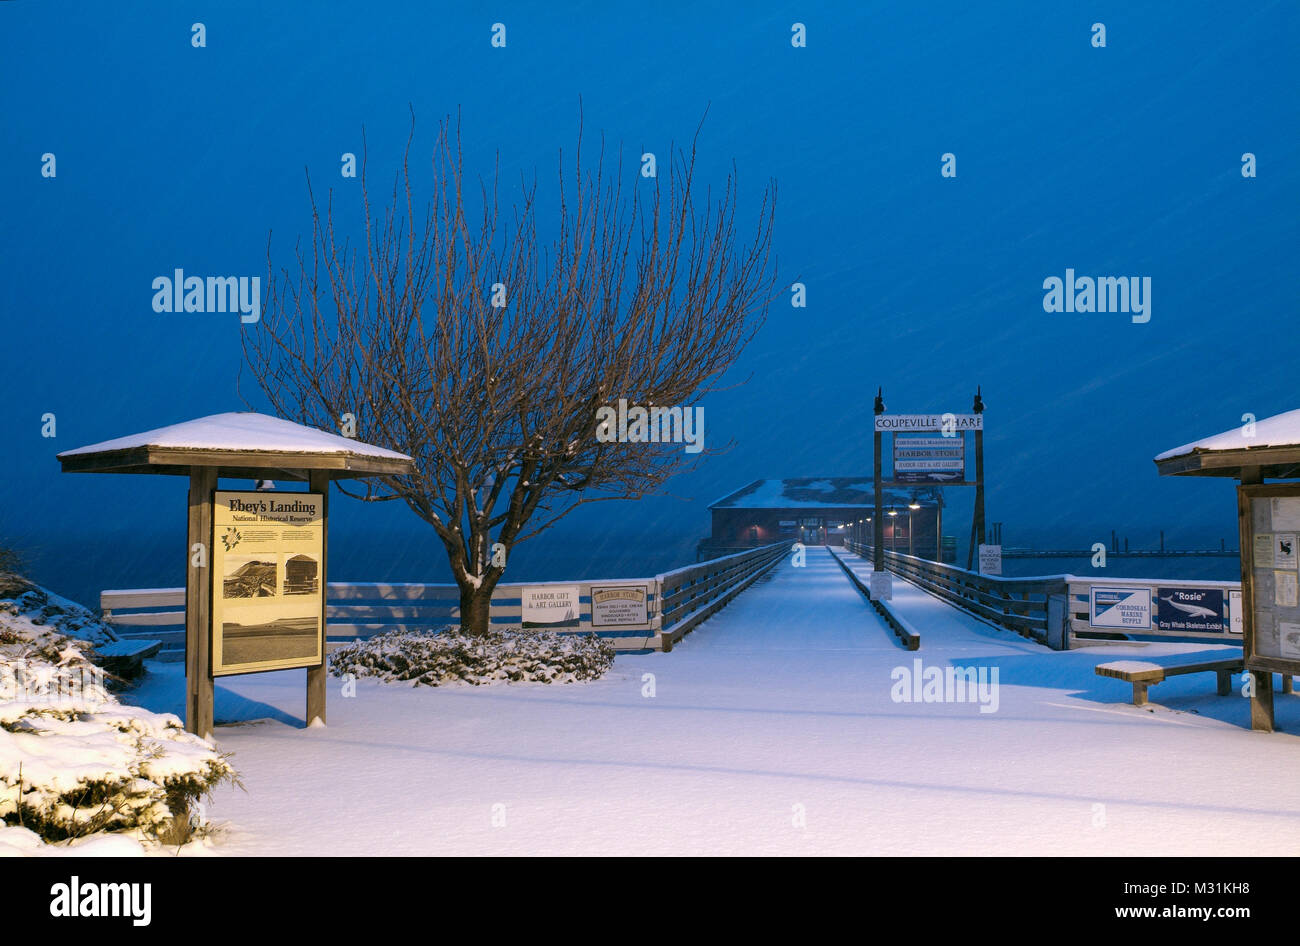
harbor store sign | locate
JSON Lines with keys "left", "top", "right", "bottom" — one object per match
{"left": 211, "top": 491, "right": 325, "bottom": 676}
{"left": 522, "top": 585, "right": 580, "bottom": 626}
{"left": 590, "top": 584, "right": 650, "bottom": 628}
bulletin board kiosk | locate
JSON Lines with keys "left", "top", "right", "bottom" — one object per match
{"left": 59, "top": 412, "right": 414, "bottom": 738}
{"left": 1156, "top": 409, "right": 1300, "bottom": 731}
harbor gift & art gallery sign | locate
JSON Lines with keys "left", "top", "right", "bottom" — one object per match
{"left": 522, "top": 586, "right": 580, "bottom": 626}
{"left": 212, "top": 491, "right": 325, "bottom": 675}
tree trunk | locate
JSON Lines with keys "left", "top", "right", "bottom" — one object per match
{"left": 458, "top": 582, "right": 494, "bottom": 636}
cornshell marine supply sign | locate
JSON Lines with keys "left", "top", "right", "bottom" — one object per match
{"left": 1089, "top": 586, "right": 1151, "bottom": 629}
{"left": 211, "top": 491, "right": 324, "bottom": 676}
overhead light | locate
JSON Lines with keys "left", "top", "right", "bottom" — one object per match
{"left": 909, "top": 503, "right": 921, "bottom": 510}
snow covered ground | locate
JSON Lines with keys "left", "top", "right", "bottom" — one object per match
{"left": 124, "top": 546, "right": 1300, "bottom": 856}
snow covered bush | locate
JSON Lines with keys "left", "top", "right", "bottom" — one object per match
{"left": 330, "top": 628, "right": 616, "bottom": 686}
{"left": 0, "top": 573, "right": 115, "bottom": 659}
{"left": 0, "top": 572, "right": 238, "bottom": 846}
{"left": 0, "top": 699, "right": 237, "bottom": 843}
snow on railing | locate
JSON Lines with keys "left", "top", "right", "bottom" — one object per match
{"left": 655, "top": 542, "right": 786, "bottom": 651}
{"left": 100, "top": 543, "right": 788, "bottom": 659}
{"left": 845, "top": 541, "right": 1069, "bottom": 649}
{"left": 845, "top": 541, "right": 1244, "bottom": 649}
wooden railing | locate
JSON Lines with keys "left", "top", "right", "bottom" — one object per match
{"left": 827, "top": 546, "right": 920, "bottom": 649}
{"left": 656, "top": 542, "right": 786, "bottom": 650}
{"left": 101, "top": 543, "right": 786, "bottom": 660}
{"left": 845, "top": 541, "right": 1069, "bottom": 648}
{"left": 845, "top": 542, "right": 1244, "bottom": 649}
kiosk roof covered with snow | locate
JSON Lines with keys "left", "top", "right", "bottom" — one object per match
{"left": 58, "top": 412, "right": 414, "bottom": 480}
{"left": 1154, "top": 409, "right": 1300, "bottom": 479}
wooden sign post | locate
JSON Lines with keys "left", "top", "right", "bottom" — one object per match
{"left": 872, "top": 388, "right": 986, "bottom": 572}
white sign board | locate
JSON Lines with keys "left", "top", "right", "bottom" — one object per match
{"left": 893, "top": 436, "right": 965, "bottom": 471}
{"left": 977, "top": 544, "right": 1002, "bottom": 576}
{"left": 521, "top": 585, "right": 580, "bottom": 625}
{"left": 1229, "top": 590, "right": 1243, "bottom": 635}
{"left": 590, "top": 584, "right": 649, "bottom": 627}
{"left": 1089, "top": 586, "right": 1152, "bottom": 629}
{"left": 874, "top": 413, "right": 983, "bottom": 433}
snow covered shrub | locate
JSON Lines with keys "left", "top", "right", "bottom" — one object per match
{"left": 0, "top": 573, "right": 238, "bottom": 846}
{"left": 0, "top": 699, "right": 237, "bottom": 843}
{"left": 0, "top": 574, "right": 115, "bottom": 656}
{"left": 330, "top": 628, "right": 616, "bottom": 686}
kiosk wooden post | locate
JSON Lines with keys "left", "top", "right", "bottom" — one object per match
{"left": 186, "top": 467, "right": 217, "bottom": 740}
{"left": 306, "top": 469, "right": 329, "bottom": 727}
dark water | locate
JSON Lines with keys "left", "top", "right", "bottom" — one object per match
{"left": 998, "top": 555, "right": 1241, "bottom": 583}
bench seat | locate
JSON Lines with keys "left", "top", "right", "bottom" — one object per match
{"left": 1095, "top": 657, "right": 1243, "bottom": 705}
{"left": 96, "top": 639, "right": 164, "bottom": 679}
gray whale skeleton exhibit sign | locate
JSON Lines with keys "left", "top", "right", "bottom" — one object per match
{"left": 58, "top": 412, "right": 415, "bottom": 737}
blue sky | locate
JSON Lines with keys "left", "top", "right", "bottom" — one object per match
{"left": 1, "top": 1, "right": 1296, "bottom": 599}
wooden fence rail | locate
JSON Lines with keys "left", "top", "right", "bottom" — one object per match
{"left": 101, "top": 542, "right": 788, "bottom": 661}
{"left": 845, "top": 541, "right": 1069, "bottom": 648}
{"left": 845, "top": 542, "right": 1244, "bottom": 649}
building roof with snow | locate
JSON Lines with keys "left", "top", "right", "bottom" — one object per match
{"left": 58, "top": 412, "right": 415, "bottom": 480}
{"left": 709, "top": 477, "right": 939, "bottom": 509}
{"left": 1155, "top": 409, "right": 1300, "bottom": 479}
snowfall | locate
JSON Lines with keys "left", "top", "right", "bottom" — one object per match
{"left": 6, "top": 545, "right": 1300, "bottom": 856}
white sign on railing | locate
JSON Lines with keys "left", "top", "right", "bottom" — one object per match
{"left": 590, "top": 584, "right": 650, "bottom": 627}
{"left": 521, "top": 586, "right": 580, "bottom": 625}
{"left": 977, "top": 544, "right": 1002, "bottom": 576}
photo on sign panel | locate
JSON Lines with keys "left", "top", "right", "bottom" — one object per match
{"left": 219, "top": 601, "right": 320, "bottom": 668}
{"left": 283, "top": 553, "right": 319, "bottom": 596}
{"left": 223, "top": 556, "right": 278, "bottom": 599}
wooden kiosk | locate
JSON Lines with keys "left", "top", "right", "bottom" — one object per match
{"left": 58, "top": 412, "right": 414, "bottom": 738}
{"left": 1156, "top": 409, "right": 1300, "bottom": 732}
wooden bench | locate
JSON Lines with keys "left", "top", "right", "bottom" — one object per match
{"left": 1095, "top": 658, "right": 1243, "bottom": 706}
{"left": 95, "top": 638, "right": 163, "bottom": 679}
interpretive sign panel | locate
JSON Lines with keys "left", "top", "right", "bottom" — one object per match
{"left": 211, "top": 491, "right": 325, "bottom": 676}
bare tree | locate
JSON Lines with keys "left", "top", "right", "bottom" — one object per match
{"left": 243, "top": 112, "right": 778, "bottom": 634}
